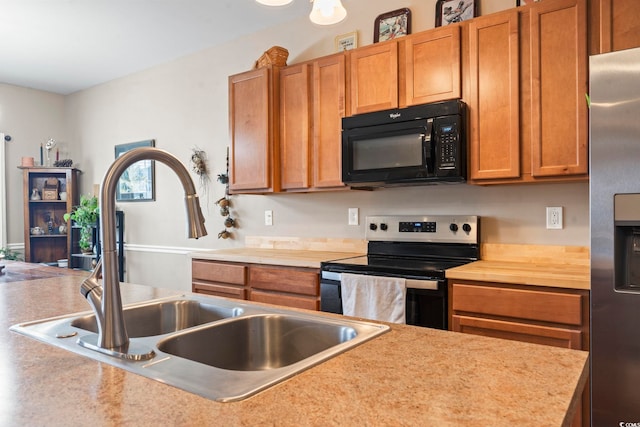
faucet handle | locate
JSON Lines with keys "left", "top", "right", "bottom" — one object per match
{"left": 80, "top": 258, "right": 103, "bottom": 298}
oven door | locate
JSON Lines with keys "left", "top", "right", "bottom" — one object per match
{"left": 320, "top": 270, "right": 448, "bottom": 330}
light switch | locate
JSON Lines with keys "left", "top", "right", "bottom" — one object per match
{"left": 348, "top": 208, "right": 359, "bottom": 225}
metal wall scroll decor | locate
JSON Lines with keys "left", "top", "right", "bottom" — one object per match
{"left": 216, "top": 147, "right": 235, "bottom": 240}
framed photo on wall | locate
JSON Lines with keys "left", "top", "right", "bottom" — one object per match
{"left": 335, "top": 31, "right": 358, "bottom": 52}
{"left": 374, "top": 8, "right": 411, "bottom": 43}
{"left": 114, "top": 139, "right": 155, "bottom": 202}
{"left": 435, "top": 0, "right": 477, "bottom": 27}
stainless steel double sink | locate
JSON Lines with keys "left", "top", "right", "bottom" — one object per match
{"left": 10, "top": 294, "right": 389, "bottom": 401}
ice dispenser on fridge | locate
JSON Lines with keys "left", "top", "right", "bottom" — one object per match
{"left": 614, "top": 194, "right": 640, "bottom": 291}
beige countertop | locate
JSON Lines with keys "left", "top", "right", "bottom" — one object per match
{"left": 3, "top": 263, "right": 588, "bottom": 426}
{"left": 191, "top": 243, "right": 591, "bottom": 291}
{"left": 446, "top": 244, "right": 590, "bottom": 290}
{"left": 446, "top": 260, "right": 590, "bottom": 290}
{"left": 190, "top": 248, "right": 363, "bottom": 269}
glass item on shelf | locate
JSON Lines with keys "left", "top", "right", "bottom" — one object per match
{"left": 30, "top": 188, "right": 41, "bottom": 200}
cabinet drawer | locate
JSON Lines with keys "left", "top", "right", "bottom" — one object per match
{"left": 249, "top": 266, "right": 319, "bottom": 296}
{"left": 452, "top": 315, "right": 583, "bottom": 349}
{"left": 192, "top": 281, "right": 246, "bottom": 300}
{"left": 451, "top": 283, "right": 583, "bottom": 325}
{"left": 192, "top": 260, "right": 246, "bottom": 285}
{"left": 250, "top": 290, "right": 319, "bottom": 311}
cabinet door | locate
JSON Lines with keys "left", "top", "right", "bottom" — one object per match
{"left": 191, "top": 260, "right": 247, "bottom": 300}
{"left": 229, "top": 67, "right": 279, "bottom": 193}
{"left": 349, "top": 42, "right": 398, "bottom": 114}
{"left": 529, "top": 0, "right": 588, "bottom": 177}
{"left": 591, "top": 0, "right": 640, "bottom": 54}
{"left": 248, "top": 265, "right": 319, "bottom": 310}
{"left": 249, "top": 266, "right": 318, "bottom": 296}
{"left": 452, "top": 283, "right": 584, "bottom": 326}
{"left": 280, "top": 64, "right": 312, "bottom": 190}
{"left": 313, "top": 54, "right": 348, "bottom": 189}
{"left": 401, "top": 26, "right": 461, "bottom": 106}
{"left": 451, "top": 315, "right": 583, "bottom": 349}
{"left": 250, "top": 290, "right": 318, "bottom": 311}
{"left": 467, "top": 10, "right": 520, "bottom": 180}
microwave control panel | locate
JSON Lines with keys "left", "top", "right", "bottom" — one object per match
{"left": 434, "top": 117, "right": 461, "bottom": 174}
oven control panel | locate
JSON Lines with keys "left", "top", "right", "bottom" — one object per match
{"left": 399, "top": 221, "right": 437, "bottom": 233}
{"left": 366, "top": 215, "right": 479, "bottom": 244}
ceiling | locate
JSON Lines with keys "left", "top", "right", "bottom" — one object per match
{"left": 0, "top": 0, "right": 312, "bottom": 95}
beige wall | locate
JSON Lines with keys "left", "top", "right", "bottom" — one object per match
{"left": 3, "top": 0, "right": 589, "bottom": 291}
{"left": 0, "top": 84, "right": 69, "bottom": 249}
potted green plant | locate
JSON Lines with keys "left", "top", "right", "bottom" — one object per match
{"left": 64, "top": 195, "right": 99, "bottom": 254}
{"left": 0, "top": 247, "right": 23, "bottom": 261}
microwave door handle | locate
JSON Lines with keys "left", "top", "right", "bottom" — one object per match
{"left": 423, "top": 118, "right": 434, "bottom": 173}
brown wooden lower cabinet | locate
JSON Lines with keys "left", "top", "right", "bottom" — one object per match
{"left": 449, "top": 280, "right": 589, "bottom": 427}
{"left": 191, "top": 259, "right": 320, "bottom": 311}
{"left": 191, "top": 259, "right": 247, "bottom": 299}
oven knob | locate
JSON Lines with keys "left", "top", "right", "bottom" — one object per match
{"left": 369, "top": 223, "right": 377, "bottom": 231}
{"left": 380, "top": 223, "right": 388, "bottom": 231}
{"left": 449, "top": 223, "right": 459, "bottom": 232}
{"left": 462, "top": 223, "right": 472, "bottom": 233}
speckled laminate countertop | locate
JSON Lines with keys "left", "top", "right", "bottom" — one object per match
{"left": 3, "top": 264, "right": 588, "bottom": 426}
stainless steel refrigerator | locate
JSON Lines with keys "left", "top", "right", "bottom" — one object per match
{"left": 590, "top": 46, "right": 640, "bottom": 425}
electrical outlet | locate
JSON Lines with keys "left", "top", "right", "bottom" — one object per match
{"left": 264, "top": 210, "right": 273, "bottom": 226}
{"left": 348, "top": 208, "right": 359, "bottom": 225}
{"left": 546, "top": 207, "right": 563, "bottom": 229}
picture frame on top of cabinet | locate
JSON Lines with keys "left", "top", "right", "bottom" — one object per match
{"left": 517, "top": 0, "right": 540, "bottom": 5}
{"left": 435, "top": 0, "right": 476, "bottom": 27}
{"left": 374, "top": 8, "right": 411, "bottom": 43}
{"left": 335, "top": 31, "right": 358, "bottom": 52}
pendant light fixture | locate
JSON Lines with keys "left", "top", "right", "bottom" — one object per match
{"left": 255, "top": 0, "right": 294, "bottom": 6}
{"left": 255, "top": 0, "right": 347, "bottom": 26}
{"left": 309, "top": 0, "right": 347, "bottom": 25}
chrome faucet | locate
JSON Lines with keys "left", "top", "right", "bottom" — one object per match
{"left": 78, "top": 147, "right": 207, "bottom": 360}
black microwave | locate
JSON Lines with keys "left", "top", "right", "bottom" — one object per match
{"left": 341, "top": 100, "right": 466, "bottom": 188}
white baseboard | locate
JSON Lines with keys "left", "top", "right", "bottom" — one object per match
{"left": 123, "top": 244, "right": 201, "bottom": 255}
{"left": 6, "top": 243, "right": 24, "bottom": 252}
{"left": 9, "top": 242, "right": 199, "bottom": 256}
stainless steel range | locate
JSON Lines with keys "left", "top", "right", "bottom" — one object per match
{"left": 320, "top": 215, "right": 480, "bottom": 329}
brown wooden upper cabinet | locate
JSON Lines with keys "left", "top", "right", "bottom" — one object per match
{"left": 279, "top": 53, "right": 348, "bottom": 192}
{"left": 399, "top": 26, "right": 462, "bottom": 106}
{"left": 279, "top": 63, "right": 312, "bottom": 191}
{"left": 466, "top": 10, "right": 520, "bottom": 181}
{"left": 349, "top": 41, "right": 399, "bottom": 115}
{"left": 312, "top": 53, "right": 349, "bottom": 189}
{"left": 529, "top": 0, "right": 588, "bottom": 178}
{"left": 228, "top": 66, "right": 280, "bottom": 193}
{"left": 229, "top": 0, "right": 599, "bottom": 192}
{"left": 350, "top": 26, "right": 462, "bottom": 115}
{"left": 589, "top": 0, "right": 640, "bottom": 54}
{"left": 467, "top": 0, "right": 588, "bottom": 184}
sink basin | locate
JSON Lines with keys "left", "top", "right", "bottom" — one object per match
{"left": 157, "top": 314, "right": 358, "bottom": 371}
{"left": 71, "top": 299, "right": 243, "bottom": 338}
{"left": 10, "top": 294, "right": 389, "bottom": 402}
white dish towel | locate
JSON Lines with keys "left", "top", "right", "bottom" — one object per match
{"left": 340, "top": 273, "right": 407, "bottom": 324}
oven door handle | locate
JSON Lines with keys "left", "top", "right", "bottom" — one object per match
{"left": 321, "top": 271, "right": 342, "bottom": 281}
{"left": 406, "top": 279, "right": 439, "bottom": 290}
{"left": 321, "top": 271, "right": 439, "bottom": 291}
